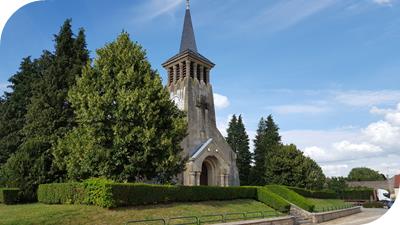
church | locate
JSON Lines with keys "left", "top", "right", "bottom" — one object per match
{"left": 162, "top": 0, "right": 240, "bottom": 186}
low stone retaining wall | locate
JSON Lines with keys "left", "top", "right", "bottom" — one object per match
{"left": 311, "top": 206, "right": 362, "bottom": 223}
{"left": 213, "top": 216, "right": 295, "bottom": 225}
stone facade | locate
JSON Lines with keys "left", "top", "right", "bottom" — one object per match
{"left": 162, "top": 3, "right": 240, "bottom": 186}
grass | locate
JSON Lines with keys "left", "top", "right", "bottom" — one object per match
{"left": 307, "top": 198, "right": 352, "bottom": 212}
{"left": 0, "top": 199, "right": 280, "bottom": 225}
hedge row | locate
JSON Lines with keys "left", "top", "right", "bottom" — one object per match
{"left": 109, "top": 184, "right": 257, "bottom": 208}
{"left": 257, "top": 187, "right": 290, "bottom": 213}
{"left": 37, "top": 183, "right": 85, "bottom": 204}
{"left": 339, "top": 188, "right": 373, "bottom": 200}
{"left": 0, "top": 188, "right": 20, "bottom": 204}
{"left": 37, "top": 179, "right": 289, "bottom": 212}
{"left": 287, "top": 187, "right": 337, "bottom": 199}
{"left": 265, "top": 185, "right": 315, "bottom": 212}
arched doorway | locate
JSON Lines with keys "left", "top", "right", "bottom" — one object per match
{"left": 199, "top": 156, "right": 220, "bottom": 186}
{"left": 200, "top": 163, "right": 208, "bottom": 185}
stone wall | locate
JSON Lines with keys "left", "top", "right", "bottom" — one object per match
{"left": 311, "top": 207, "right": 362, "bottom": 224}
{"left": 213, "top": 216, "right": 295, "bottom": 225}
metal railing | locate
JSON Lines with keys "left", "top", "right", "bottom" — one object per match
{"left": 315, "top": 204, "right": 355, "bottom": 213}
{"left": 124, "top": 210, "right": 281, "bottom": 225}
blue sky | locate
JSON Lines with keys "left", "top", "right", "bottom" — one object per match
{"left": 1, "top": 0, "right": 400, "bottom": 177}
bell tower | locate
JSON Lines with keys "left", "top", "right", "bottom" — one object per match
{"left": 162, "top": 0, "right": 239, "bottom": 186}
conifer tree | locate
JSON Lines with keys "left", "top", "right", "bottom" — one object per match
{"left": 251, "top": 115, "right": 281, "bottom": 185}
{"left": 1, "top": 20, "right": 88, "bottom": 200}
{"left": 0, "top": 57, "right": 38, "bottom": 165}
{"left": 54, "top": 32, "right": 187, "bottom": 183}
{"left": 226, "top": 115, "right": 252, "bottom": 185}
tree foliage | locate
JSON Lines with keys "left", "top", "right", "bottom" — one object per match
{"left": 251, "top": 115, "right": 281, "bottom": 185}
{"left": 347, "top": 167, "right": 385, "bottom": 181}
{"left": 0, "top": 57, "right": 38, "bottom": 165}
{"left": 250, "top": 115, "right": 325, "bottom": 189}
{"left": 0, "top": 20, "right": 89, "bottom": 200}
{"left": 54, "top": 32, "right": 187, "bottom": 183}
{"left": 226, "top": 115, "right": 252, "bottom": 185}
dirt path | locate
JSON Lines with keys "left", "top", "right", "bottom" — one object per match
{"left": 319, "top": 208, "right": 388, "bottom": 225}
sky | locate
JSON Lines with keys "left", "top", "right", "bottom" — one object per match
{"left": 1, "top": 0, "right": 400, "bottom": 177}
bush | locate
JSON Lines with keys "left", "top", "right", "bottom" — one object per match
{"left": 339, "top": 188, "right": 373, "bottom": 200}
{"left": 82, "top": 178, "right": 115, "bottom": 208}
{"left": 37, "top": 183, "right": 84, "bottom": 204}
{"left": 109, "top": 184, "right": 257, "bottom": 208}
{"left": 257, "top": 187, "right": 290, "bottom": 213}
{"left": 288, "top": 186, "right": 337, "bottom": 199}
{"left": 265, "top": 185, "right": 315, "bottom": 212}
{"left": 0, "top": 188, "right": 20, "bottom": 204}
{"left": 363, "top": 201, "right": 384, "bottom": 208}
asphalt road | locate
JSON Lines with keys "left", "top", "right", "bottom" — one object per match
{"left": 319, "top": 208, "right": 388, "bottom": 225}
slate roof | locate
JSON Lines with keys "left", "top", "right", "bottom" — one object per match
{"left": 180, "top": 9, "right": 198, "bottom": 53}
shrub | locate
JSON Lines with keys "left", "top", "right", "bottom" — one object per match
{"left": 339, "top": 188, "right": 373, "bottom": 200}
{"left": 0, "top": 188, "right": 20, "bottom": 204}
{"left": 288, "top": 186, "right": 337, "bottom": 199}
{"left": 363, "top": 201, "right": 384, "bottom": 208}
{"left": 83, "top": 178, "right": 115, "bottom": 208}
{"left": 265, "top": 185, "right": 315, "bottom": 212}
{"left": 109, "top": 184, "right": 257, "bottom": 207}
{"left": 37, "top": 183, "right": 84, "bottom": 204}
{"left": 257, "top": 187, "right": 290, "bottom": 213}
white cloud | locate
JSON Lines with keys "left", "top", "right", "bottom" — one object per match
{"left": 334, "top": 141, "right": 382, "bottom": 153}
{"left": 213, "top": 93, "right": 230, "bottom": 110}
{"left": 132, "top": 0, "right": 183, "bottom": 22}
{"left": 363, "top": 120, "right": 400, "bottom": 147}
{"left": 334, "top": 90, "right": 400, "bottom": 106}
{"left": 283, "top": 102, "right": 400, "bottom": 177}
{"left": 216, "top": 114, "right": 233, "bottom": 139}
{"left": 0, "top": 82, "right": 9, "bottom": 94}
{"left": 373, "top": 0, "right": 393, "bottom": 6}
{"left": 321, "top": 164, "right": 349, "bottom": 177}
{"left": 270, "top": 104, "right": 329, "bottom": 114}
{"left": 257, "top": 0, "right": 336, "bottom": 32}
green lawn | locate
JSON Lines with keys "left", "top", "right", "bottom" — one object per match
{"left": 307, "top": 198, "right": 352, "bottom": 212}
{"left": 0, "top": 199, "right": 280, "bottom": 225}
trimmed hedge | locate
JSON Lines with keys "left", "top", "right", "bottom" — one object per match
{"left": 340, "top": 188, "right": 373, "bottom": 200}
{"left": 363, "top": 201, "right": 384, "bottom": 208}
{"left": 37, "top": 179, "right": 291, "bottom": 213}
{"left": 257, "top": 187, "right": 290, "bottom": 213}
{"left": 0, "top": 188, "right": 19, "bottom": 204}
{"left": 109, "top": 184, "right": 257, "bottom": 208}
{"left": 37, "top": 183, "right": 85, "bottom": 204}
{"left": 288, "top": 187, "right": 337, "bottom": 199}
{"left": 265, "top": 185, "right": 315, "bottom": 212}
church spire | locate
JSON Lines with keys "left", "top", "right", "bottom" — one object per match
{"left": 180, "top": 0, "right": 198, "bottom": 53}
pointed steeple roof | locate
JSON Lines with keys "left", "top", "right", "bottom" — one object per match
{"left": 179, "top": 0, "right": 198, "bottom": 53}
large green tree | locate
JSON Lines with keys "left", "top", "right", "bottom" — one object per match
{"left": 1, "top": 20, "right": 89, "bottom": 200}
{"left": 0, "top": 57, "right": 39, "bottom": 165}
{"left": 226, "top": 115, "right": 252, "bottom": 185}
{"left": 54, "top": 32, "right": 187, "bottom": 183}
{"left": 251, "top": 115, "right": 281, "bottom": 185}
{"left": 347, "top": 167, "right": 385, "bottom": 181}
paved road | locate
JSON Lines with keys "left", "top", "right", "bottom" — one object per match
{"left": 319, "top": 208, "right": 388, "bottom": 225}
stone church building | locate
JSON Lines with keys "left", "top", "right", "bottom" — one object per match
{"left": 162, "top": 1, "right": 240, "bottom": 186}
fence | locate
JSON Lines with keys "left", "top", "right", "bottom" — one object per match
{"left": 125, "top": 210, "right": 281, "bottom": 225}
{"left": 314, "top": 204, "right": 354, "bottom": 213}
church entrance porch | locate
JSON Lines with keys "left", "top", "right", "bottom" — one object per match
{"left": 200, "top": 156, "right": 220, "bottom": 186}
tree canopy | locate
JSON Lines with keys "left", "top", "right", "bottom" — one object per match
{"left": 226, "top": 115, "right": 252, "bottom": 185}
{"left": 347, "top": 167, "right": 385, "bottom": 181}
{"left": 53, "top": 32, "right": 187, "bottom": 183}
